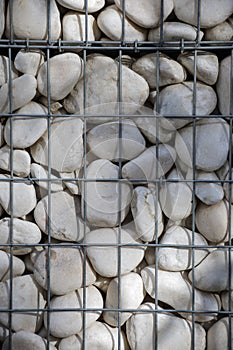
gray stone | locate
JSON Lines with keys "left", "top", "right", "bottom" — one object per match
{"left": 97, "top": 5, "right": 147, "bottom": 41}
{"left": 86, "top": 228, "right": 145, "bottom": 277}
{"left": 207, "top": 318, "right": 233, "bottom": 350}
{"left": 0, "top": 250, "right": 25, "bottom": 282}
{"left": 206, "top": 17, "right": 233, "bottom": 41}
{"left": 2, "top": 331, "right": 56, "bottom": 350}
{"left": 0, "top": 55, "right": 18, "bottom": 87}
{"left": 114, "top": 0, "right": 174, "bottom": 28}
{"left": 37, "top": 53, "right": 83, "bottom": 101}
{"left": 31, "top": 163, "right": 64, "bottom": 193}
{"left": 14, "top": 49, "right": 45, "bottom": 76}
{"left": 34, "top": 191, "right": 87, "bottom": 242}
{"left": 174, "top": 0, "right": 233, "bottom": 28}
{"left": 0, "top": 275, "right": 46, "bottom": 332}
{"left": 0, "top": 146, "right": 31, "bottom": 177}
{"left": 6, "top": 0, "right": 61, "bottom": 40}
{"left": 56, "top": 0, "right": 105, "bottom": 12}
{"left": 60, "top": 171, "right": 79, "bottom": 195}
{"left": 148, "top": 22, "right": 204, "bottom": 41}
{"left": 217, "top": 55, "right": 232, "bottom": 115}
{"left": 0, "top": 0, "right": 4, "bottom": 39}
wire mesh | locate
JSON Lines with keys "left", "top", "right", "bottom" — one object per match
{"left": 0, "top": 0, "right": 233, "bottom": 349}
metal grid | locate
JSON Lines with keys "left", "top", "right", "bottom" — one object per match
{"left": 0, "top": 0, "right": 233, "bottom": 349}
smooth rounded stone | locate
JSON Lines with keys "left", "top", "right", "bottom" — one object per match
{"left": 178, "top": 51, "right": 219, "bottom": 85}
{"left": 141, "top": 266, "right": 220, "bottom": 322}
{"left": 0, "top": 146, "right": 30, "bottom": 177}
{"left": 86, "top": 228, "right": 145, "bottom": 277}
{"left": 158, "top": 225, "right": 209, "bottom": 271}
{"left": 87, "top": 119, "right": 146, "bottom": 161}
{"left": 6, "top": 0, "right": 61, "bottom": 40}
{"left": 115, "top": 0, "right": 174, "bottom": 28}
{"left": 45, "top": 285, "right": 103, "bottom": 338}
{"left": 31, "top": 163, "right": 64, "bottom": 193}
{"left": 2, "top": 331, "right": 56, "bottom": 350}
{"left": 33, "top": 246, "right": 96, "bottom": 295}
{"left": 217, "top": 160, "right": 229, "bottom": 180}
{"left": 217, "top": 56, "right": 232, "bottom": 115}
{"left": 126, "top": 303, "right": 204, "bottom": 350}
{"left": 173, "top": 0, "right": 233, "bottom": 28}
{"left": 0, "top": 0, "right": 4, "bottom": 39}
{"left": 186, "top": 169, "right": 224, "bottom": 205}
{"left": 4, "top": 102, "right": 47, "bottom": 149}
{"left": 207, "top": 317, "right": 233, "bottom": 350}
{"left": 0, "top": 274, "right": 46, "bottom": 332}
{"left": 159, "top": 169, "right": 192, "bottom": 221}
{"left": 0, "top": 250, "right": 25, "bottom": 282}
{"left": 131, "top": 186, "right": 163, "bottom": 242}
{"left": 122, "top": 144, "right": 176, "bottom": 181}
{"left": 0, "top": 56, "right": 18, "bottom": 87}
{"left": 206, "top": 17, "right": 233, "bottom": 41}
{"left": 34, "top": 191, "right": 87, "bottom": 242}
{"left": 175, "top": 118, "right": 229, "bottom": 171}
{"left": 0, "top": 218, "right": 41, "bottom": 255}
{"left": 59, "top": 321, "right": 129, "bottom": 350}
{"left": 56, "top": 0, "right": 105, "bottom": 12}
{"left": 64, "top": 54, "right": 149, "bottom": 118}
{"left": 81, "top": 159, "right": 132, "bottom": 227}
{"left": 97, "top": 5, "right": 147, "bottom": 42}
{"left": 0, "top": 74, "right": 37, "bottom": 114}
{"left": 60, "top": 171, "right": 79, "bottom": 195}
{"left": 31, "top": 117, "right": 83, "bottom": 173}
{"left": 224, "top": 169, "right": 233, "bottom": 203}
{"left": 37, "top": 53, "right": 82, "bottom": 101}
{"left": 14, "top": 49, "right": 45, "bottom": 76}
{"left": 195, "top": 200, "right": 233, "bottom": 243}
{"left": 0, "top": 175, "right": 37, "bottom": 217}
{"left": 148, "top": 22, "right": 204, "bottom": 41}
{"left": 159, "top": 82, "right": 217, "bottom": 131}
{"left": 221, "top": 290, "right": 233, "bottom": 311}
{"left": 63, "top": 11, "right": 101, "bottom": 42}
{"left": 132, "top": 53, "right": 186, "bottom": 89}
{"left": 189, "top": 250, "right": 233, "bottom": 292}
{"left": 103, "top": 272, "right": 145, "bottom": 326}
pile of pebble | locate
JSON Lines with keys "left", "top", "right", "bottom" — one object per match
{"left": 0, "top": 0, "right": 233, "bottom": 349}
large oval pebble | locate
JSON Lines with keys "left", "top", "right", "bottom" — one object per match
{"left": 57, "top": 0, "right": 105, "bottom": 12}
{"left": 148, "top": 22, "right": 204, "bottom": 41}
{"left": 0, "top": 250, "right": 25, "bottom": 282}
{"left": 216, "top": 55, "right": 232, "bottom": 115}
{"left": 2, "top": 331, "right": 56, "bottom": 350}
{"left": 207, "top": 318, "right": 233, "bottom": 350}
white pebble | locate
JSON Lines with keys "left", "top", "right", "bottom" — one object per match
{"left": 2, "top": 331, "right": 57, "bottom": 350}
{"left": 0, "top": 146, "right": 31, "bottom": 177}
{"left": 14, "top": 49, "right": 45, "bottom": 76}
{"left": 57, "top": 0, "right": 105, "bottom": 13}
{"left": 0, "top": 250, "right": 25, "bottom": 282}
{"left": 0, "top": 56, "right": 18, "bottom": 87}
{"left": 148, "top": 22, "right": 204, "bottom": 41}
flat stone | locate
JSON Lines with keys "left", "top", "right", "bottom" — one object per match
{"left": 86, "top": 228, "right": 145, "bottom": 277}
{"left": 131, "top": 186, "right": 163, "bottom": 242}
{"left": 189, "top": 250, "right": 233, "bottom": 292}
{"left": 0, "top": 275, "right": 46, "bottom": 332}
{"left": 37, "top": 53, "right": 83, "bottom": 101}
{"left": 217, "top": 55, "right": 232, "bottom": 115}
{"left": 103, "top": 272, "right": 145, "bottom": 326}
{"left": 174, "top": 0, "right": 233, "bottom": 28}
{"left": 56, "top": 0, "right": 105, "bottom": 12}
{"left": 0, "top": 74, "right": 37, "bottom": 114}
{"left": 63, "top": 11, "right": 101, "bottom": 42}
{"left": 87, "top": 119, "right": 146, "bottom": 161}
{"left": 14, "top": 49, "right": 45, "bottom": 76}
{"left": 206, "top": 17, "right": 233, "bottom": 41}
{"left": 175, "top": 118, "right": 229, "bottom": 171}
{"left": 159, "top": 82, "right": 217, "bottom": 130}
{"left": 126, "top": 303, "right": 204, "bottom": 350}
{"left": 132, "top": 53, "right": 186, "bottom": 89}
{"left": 0, "top": 250, "right": 25, "bottom": 282}
{"left": 31, "top": 117, "right": 83, "bottom": 172}
{"left": 0, "top": 0, "right": 4, "bottom": 39}
{"left": 64, "top": 54, "right": 149, "bottom": 119}
{"left": 0, "top": 218, "right": 41, "bottom": 255}
{"left": 0, "top": 56, "right": 18, "bottom": 87}
{"left": 141, "top": 266, "right": 220, "bottom": 322}
{"left": 97, "top": 5, "right": 147, "bottom": 41}
{"left": 81, "top": 159, "right": 132, "bottom": 227}
{"left": 207, "top": 317, "right": 233, "bottom": 350}
{"left": 33, "top": 246, "right": 96, "bottom": 295}
{"left": 196, "top": 200, "right": 233, "bottom": 243}
{"left": 115, "top": 0, "right": 174, "bottom": 28}
{"left": 31, "top": 163, "right": 64, "bottom": 193}
{"left": 44, "top": 285, "right": 103, "bottom": 338}
{"left": 0, "top": 175, "right": 37, "bottom": 217}
{"left": 0, "top": 146, "right": 30, "bottom": 177}
{"left": 158, "top": 225, "right": 209, "bottom": 271}
{"left": 6, "top": 0, "right": 61, "bottom": 40}
{"left": 58, "top": 322, "right": 128, "bottom": 350}
{"left": 4, "top": 102, "right": 48, "bottom": 149}
{"left": 34, "top": 191, "right": 87, "bottom": 242}
{"left": 2, "top": 331, "right": 56, "bottom": 350}
{"left": 148, "top": 22, "right": 204, "bottom": 41}
{"left": 178, "top": 51, "right": 219, "bottom": 85}
{"left": 159, "top": 169, "right": 193, "bottom": 221}
{"left": 122, "top": 144, "right": 176, "bottom": 181}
